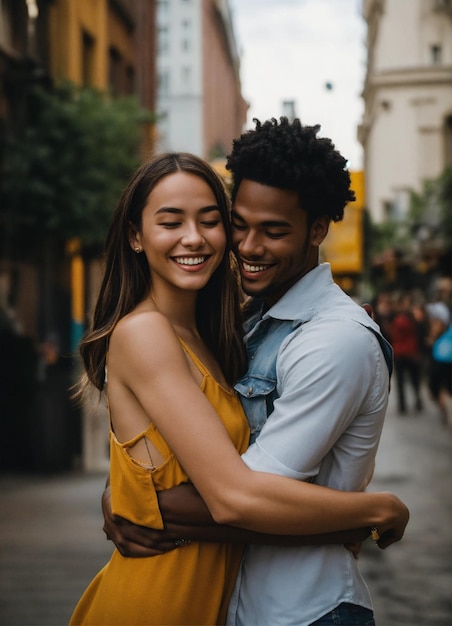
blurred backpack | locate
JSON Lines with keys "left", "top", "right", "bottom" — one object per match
{"left": 432, "top": 325, "right": 452, "bottom": 363}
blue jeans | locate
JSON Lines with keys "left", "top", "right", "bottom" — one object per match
{"left": 310, "top": 603, "right": 375, "bottom": 625}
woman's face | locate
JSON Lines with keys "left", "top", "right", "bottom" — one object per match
{"left": 131, "top": 171, "right": 227, "bottom": 295}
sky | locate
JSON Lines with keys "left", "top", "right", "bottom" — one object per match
{"left": 228, "top": 0, "right": 367, "bottom": 170}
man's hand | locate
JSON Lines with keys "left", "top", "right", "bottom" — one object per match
{"left": 102, "top": 485, "right": 181, "bottom": 557}
{"left": 372, "top": 493, "right": 410, "bottom": 550}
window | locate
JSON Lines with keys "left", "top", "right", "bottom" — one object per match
{"left": 109, "top": 47, "right": 122, "bottom": 95}
{"left": 434, "top": 0, "right": 452, "bottom": 11}
{"left": 82, "top": 31, "right": 95, "bottom": 86}
{"left": 158, "top": 0, "right": 169, "bottom": 15}
{"left": 3, "top": 0, "right": 27, "bottom": 52}
{"left": 445, "top": 115, "right": 452, "bottom": 167}
{"left": 125, "top": 66, "right": 135, "bottom": 95}
{"left": 158, "top": 26, "right": 169, "bottom": 53}
{"left": 430, "top": 44, "right": 442, "bottom": 65}
{"left": 181, "top": 19, "right": 191, "bottom": 51}
{"left": 181, "top": 66, "right": 191, "bottom": 87}
{"left": 158, "top": 71, "right": 170, "bottom": 95}
{"left": 157, "top": 0, "right": 169, "bottom": 25}
{"left": 383, "top": 200, "right": 394, "bottom": 221}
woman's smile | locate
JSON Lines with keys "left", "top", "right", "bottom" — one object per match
{"left": 171, "top": 255, "right": 211, "bottom": 270}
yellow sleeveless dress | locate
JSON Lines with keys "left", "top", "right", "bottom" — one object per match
{"left": 70, "top": 341, "right": 250, "bottom": 626}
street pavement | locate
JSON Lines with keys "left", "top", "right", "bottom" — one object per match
{"left": 0, "top": 387, "right": 451, "bottom": 626}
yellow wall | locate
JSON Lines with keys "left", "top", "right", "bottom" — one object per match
{"left": 321, "top": 170, "right": 365, "bottom": 275}
{"left": 48, "top": 0, "right": 133, "bottom": 90}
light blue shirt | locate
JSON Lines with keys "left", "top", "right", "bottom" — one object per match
{"left": 227, "top": 263, "right": 391, "bottom": 626}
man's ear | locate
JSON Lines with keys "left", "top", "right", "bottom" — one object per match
{"left": 310, "top": 216, "right": 330, "bottom": 247}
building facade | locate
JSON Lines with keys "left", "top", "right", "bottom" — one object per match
{"left": 0, "top": 0, "right": 157, "bottom": 473}
{"left": 155, "top": 0, "right": 248, "bottom": 159}
{"left": 359, "top": 0, "right": 452, "bottom": 223}
{"left": 1, "top": 0, "right": 248, "bottom": 473}
{"left": 47, "top": 0, "right": 157, "bottom": 142}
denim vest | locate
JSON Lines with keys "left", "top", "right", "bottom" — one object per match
{"left": 234, "top": 313, "right": 301, "bottom": 443}
{"left": 234, "top": 307, "right": 393, "bottom": 444}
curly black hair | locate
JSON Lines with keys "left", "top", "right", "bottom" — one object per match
{"left": 226, "top": 117, "right": 355, "bottom": 223}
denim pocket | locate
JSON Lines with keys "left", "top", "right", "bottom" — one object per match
{"left": 235, "top": 376, "right": 276, "bottom": 440}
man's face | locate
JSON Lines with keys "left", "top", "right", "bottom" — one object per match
{"left": 231, "top": 179, "right": 328, "bottom": 306}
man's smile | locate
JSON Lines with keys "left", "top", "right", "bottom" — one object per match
{"left": 242, "top": 261, "right": 270, "bottom": 273}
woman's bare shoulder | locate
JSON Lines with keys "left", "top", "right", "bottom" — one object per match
{"left": 115, "top": 307, "right": 170, "bottom": 333}
{"left": 111, "top": 308, "right": 180, "bottom": 358}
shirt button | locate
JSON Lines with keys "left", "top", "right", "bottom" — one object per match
{"left": 248, "top": 386, "right": 253, "bottom": 396}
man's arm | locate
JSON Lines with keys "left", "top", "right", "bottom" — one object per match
{"left": 103, "top": 482, "right": 369, "bottom": 558}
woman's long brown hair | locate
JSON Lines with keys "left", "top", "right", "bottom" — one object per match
{"left": 77, "top": 152, "right": 247, "bottom": 398}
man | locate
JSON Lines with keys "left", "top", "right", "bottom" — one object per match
{"left": 104, "top": 118, "right": 398, "bottom": 625}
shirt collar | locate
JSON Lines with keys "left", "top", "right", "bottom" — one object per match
{"left": 262, "top": 263, "right": 334, "bottom": 323}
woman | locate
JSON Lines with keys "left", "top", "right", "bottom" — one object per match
{"left": 70, "top": 153, "right": 407, "bottom": 625}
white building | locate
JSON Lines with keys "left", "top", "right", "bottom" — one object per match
{"left": 359, "top": 0, "right": 452, "bottom": 223}
{"left": 155, "top": 0, "right": 247, "bottom": 159}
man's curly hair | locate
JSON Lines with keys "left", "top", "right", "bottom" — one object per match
{"left": 226, "top": 117, "right": 355, "bottom": 223}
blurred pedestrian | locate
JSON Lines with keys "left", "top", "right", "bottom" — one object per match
{"left": 391, "top": 292, "right": 423, "bottom": 414}
{"left": 426, "top": 278, "right": 452, "bottom": 426}
{"left": 410, "top": 290, "right": 431, "bottom": 379}
{"left": 371, "top": 291, "right": 394, "bottom": 344}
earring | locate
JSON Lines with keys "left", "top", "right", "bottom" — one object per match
{"left": 134, "top": 247, "right": 142, "bottom": 254}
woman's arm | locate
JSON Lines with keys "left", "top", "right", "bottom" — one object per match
{"left": 108, "top": 313, "right": 409, "bottom": 539}
{"left": 102, "top": 483, "right": 369, "bottom": 558}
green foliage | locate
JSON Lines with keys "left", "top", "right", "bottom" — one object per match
{"left": 409, "top": 167, "right": 452, "bottom": 246}
{"left": 366, "top": 167, "right": 452, "bottom": 259}
{"left": 440, "top": 168, "right": 452, "bottom": 243}
{"left": 366, "top": 213, "right": 412, "bottom": 270}
{"left": 2, "top": 82, "right": 154, "bottom": 247}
